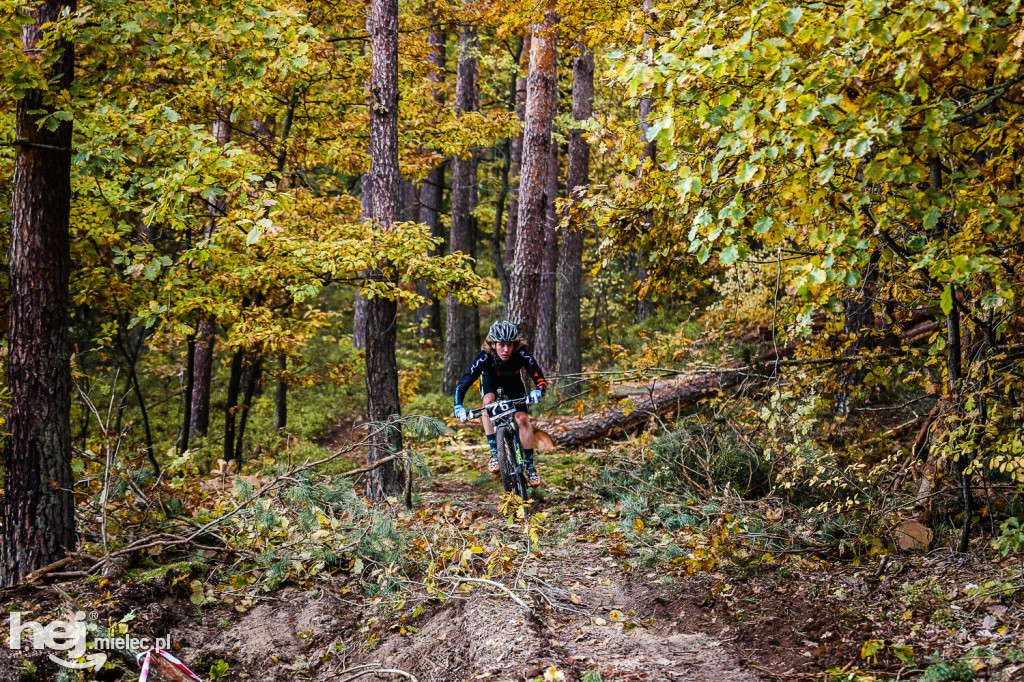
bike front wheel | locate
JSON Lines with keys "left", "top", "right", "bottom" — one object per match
{"left": 496, "top": 426, "right": 529, "bottom": 502}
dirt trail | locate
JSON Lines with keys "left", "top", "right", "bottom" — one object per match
{"left": 172, "top": 477, "right": 762, "bottom": 682}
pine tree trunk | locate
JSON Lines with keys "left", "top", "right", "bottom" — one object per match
{"left": 509, "top": 11, "right": 557, "bottom": 346}
{"left": 493, "top": 37, "right": 524, "bottom": 312}
{"left": 365, "top": 0, "right": 404, "bottom": 499}
{"left": 415, "top": 26, "right": 446, "bottom": 340}
{"left": 442, "top": 27, "right": 480, "bottom": 394}
{"left": 535, "top": 143, "right": 559, "bottom": 370}
{"left": 503, "top": 34, "right": 531, "bottom": 311}
{"left": 2, "top": 0, "right": 76, "bottom": 587}
{"left": 557, "top": 44, "right": 593, "bottom": 394}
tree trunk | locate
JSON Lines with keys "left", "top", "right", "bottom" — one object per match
{"left": 636, "top": 0, "right": 657, "bottom": 323}
{"left": 558, "top": 44, "right": 593, "bottom": 395}
{"left": 274, "top": 354, "right": 287, "bottom": 431}
{"left": 224, "top": 348, "right": 244, "bottom": 462}
{"left": 234, "top": 356, "right": 264, "bottom": 461}
{"left": 442, "top": 26, "right": 481, "bottom": 394}
{"left": 535, "top": 143, "right": 559, "bottom": 370}
{"left": 493, "top": 37, "right": 524, "bottom": 312}
{"left": 503, "top": 34, "right": 531, "bottom": 311}
{"left": 365, "top": 0, "right": 404, "bottom": 499}
{"left": 189, "top": 316, "right": 216, "bottom": 437}
{"left": 189, "top": 109, "right": 230, "bottom": 438}
{"left": 417, "top": 162, "right": 445, "bottom": 340}
{"left": 509, "top": 10, "right": 558, "bottom": 346}
{"left": 2, "top": 0, "right": 76, "bottom": 587}
{"left": 180, "top": 335, "right": 195, "bottom": 452}
{"left": 415, "top": 26, "right": 446, "bottom": 340}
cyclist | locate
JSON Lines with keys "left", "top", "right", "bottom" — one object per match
{"left": 453, "top": 321, "right": 548, "bottom": 486}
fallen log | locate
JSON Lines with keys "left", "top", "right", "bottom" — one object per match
{"left": 549, "top": 364, "right": 753, "bottom": 448}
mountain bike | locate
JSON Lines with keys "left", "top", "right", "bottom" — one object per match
{"left": 466, "top": 391, "right": 538, "bottom": 503}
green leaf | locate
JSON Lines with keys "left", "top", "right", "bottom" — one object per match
{"left": 941, "top": 285, "right": 953, "bottom": 315}
{"left": 720, "top": 244, "right": 739, "bottom": 265}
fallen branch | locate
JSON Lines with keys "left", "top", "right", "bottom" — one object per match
{"left": 339, "top": 453, "right": 403, "bottom": 478}
{"left": 438, "top": 575, "right": 532, "bottom": 610}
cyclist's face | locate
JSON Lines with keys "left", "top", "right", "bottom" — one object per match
{"left": 494, "top": 341, "right": 513, "bottom": 360}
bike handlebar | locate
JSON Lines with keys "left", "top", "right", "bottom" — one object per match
{"left": 466, "top": 394, "right": 538, "bottom": 420}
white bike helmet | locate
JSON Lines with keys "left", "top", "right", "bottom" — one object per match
{"left": 488, "top": 320, "right": 519, "bottom": 343}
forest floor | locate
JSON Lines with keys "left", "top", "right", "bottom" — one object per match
{"left": 2, "top": 422, "right": 1023, "bottom": 682}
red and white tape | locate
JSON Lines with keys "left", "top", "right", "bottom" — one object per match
{"left": 137, "top": 648, "right": 206, "bottom": 682}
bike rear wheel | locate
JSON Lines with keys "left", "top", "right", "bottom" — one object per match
{"left": 496, "top": 426, "right": 529, "bottom": 502}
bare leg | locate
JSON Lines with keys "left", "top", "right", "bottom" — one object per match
{"left": 481, "top": 392, "right": 496, "bottom": 436}
{"left": 515, "top": 411, "right": 534, "bottom": 449}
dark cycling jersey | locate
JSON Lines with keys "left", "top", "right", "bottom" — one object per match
{"left": 454, "top": 347, "right": 548, "bottom": 408}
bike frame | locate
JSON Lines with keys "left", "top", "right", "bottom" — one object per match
{"left": 466, "top": 390, "right": 537, "bottom": 498}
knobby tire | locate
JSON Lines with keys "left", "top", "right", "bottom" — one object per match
{"left": 496, "top": 426, "right": 529, "bottom": 502}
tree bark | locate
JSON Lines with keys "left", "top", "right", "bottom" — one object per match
{"left": 189, "top": 317, "right": 216, "bottom": 437}
{"left": 365, "top": 0, "right": 404, "bottom": 499}
{"left": 509, "top": 11, "right": 558, "bottom": 346}
{"left": 415, "top": 25, "right": 446, "bottom": 340}
{"left": 503, "top": 34, "right": 532, "bottom": 311}
{"left": 3, "top": 0, "right": 76, "bottom": 587}
{"left": 558, "top": 44, "right": 593, "bottom": 395}
{"left": 535, "top": 143, "right": 559, "bottom": 370}
{"left": 493, "top": 37, "right": 524, "bottom": 312}
{"left": 442, "top": 27, "right": 481, "bottom": 394}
